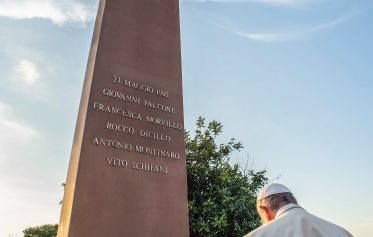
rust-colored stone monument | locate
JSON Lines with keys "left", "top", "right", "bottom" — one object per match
{"left": 57, "top": 0, "right": 189, "bottom": 236}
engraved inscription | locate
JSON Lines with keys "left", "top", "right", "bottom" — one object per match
{"left": 93, "top": 74, "right": 183, "bottom": 175}
{"left": 156, "top": 89, "right": 169, "bottom": 98}
{"left": 131, "top": 162, "right": 168, "bottom": 174}
{"left": 105, "top": 157, "right": 168, "bottom": 175}
{"left": 107, "top": 157, "right": 128, "bottom": 167}
{"left": 94, "top": 137, "right": 179, "bottom": 160}
{"left": 102, "top": 88, "right": 175, "bottom": 114}
{"left": 93, "top": 101, "right": 142, "bottom": 120}
{"left": 102, "top": 88, "right": 141, "bottom": 104}
{"left": 145, "top": 115, "right": 182, "bottom": 130}
{"left": 112, "top": 75, "right": 121, "bottom": 84}
{"left": 144, "top": 100, "right": 175, "bottom": 114}
{"left": 93, "top": 137, "right": 132, "bottom": 151}
{"left": 135, "top": 145, "right": 180, "bottom": 159}
{"left": 113, "top": 75, "right": 154, "bottom": 94}
{"left": 139, "top": 129, "right": 171, "bottom": 142}
{"left": 106, "top": 121, "right": 135, "bottom": 134}
{"left": 112, "top": 75, "right": 169, "bottom": 98}
{"left": 123, "top": 79, "right": 154, "bottom": 94}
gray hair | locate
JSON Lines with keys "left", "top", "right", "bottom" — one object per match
{"left": 261, "top": 192, "right": 298, "bottom": 212}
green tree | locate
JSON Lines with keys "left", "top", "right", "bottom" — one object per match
{"left": 186, "top": 117, "right": 268, "bottom": 237}
{"left": 23, "top": 224, "right": 58, "bottom": 237}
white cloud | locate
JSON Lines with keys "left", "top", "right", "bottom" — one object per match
{"left": 0, "top": 102, "right": 39, "bottom": 157}
{"left": 0, "top": 0, "right": 96, "bottom": 26}
{"left": 233, "top": 31, "right": 293, "bottom": 42}
{"left": 189, "top": 0, "right": 314, "bottom": 7}
{"left": 0, "top": 102, "right": 62, "bottom": 237}
{"left": 0, "top": 102, "right": 39, "bottom": 155}
{"left": 15, "top": 59, "right": 40, "bottom": 85}
{"left": 307, "top": 14, "right": 357, "bottom": 32}
{"left": 219, "top": 24, "right": 301, "bottom": 42}
{"left": 0, "top": 101, "right": 40, "bottom": 178}
{"left": 0, "top": 102, "right": 11, "bottom": 117}
{"left": 226, "top": 13, "right": 357, "bottom": 43}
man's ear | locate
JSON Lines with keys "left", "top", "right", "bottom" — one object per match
{"left": 259, "top": 206, "right": 273, "bottom": 223}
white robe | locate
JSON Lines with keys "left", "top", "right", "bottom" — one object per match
{"left": 244, "top": 204, "right": 354, "bottom": 237}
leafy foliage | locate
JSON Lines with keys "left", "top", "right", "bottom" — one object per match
{"left": 186, "top": 117, "right": 268, "bottom": 237}
{"left": 23, "top": 224, "right": 58, "bottom": 237}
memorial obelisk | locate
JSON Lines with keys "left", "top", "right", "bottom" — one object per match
{"left": 57, "top": 0, "right": 189, "bottom": 236}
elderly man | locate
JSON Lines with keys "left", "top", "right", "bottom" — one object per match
{"left": 244, "top": 183, "right": 354, "bottom": 237}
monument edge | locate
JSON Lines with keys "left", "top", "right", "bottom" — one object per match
{"left": 57, "top": 1, "right": 107, "bottom": 236}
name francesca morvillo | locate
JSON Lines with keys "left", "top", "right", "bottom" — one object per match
{"left": 92, "top": 101, "right": 183, "bottom": 130}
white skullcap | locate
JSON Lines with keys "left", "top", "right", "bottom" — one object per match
{"left": 257, "top": 183, "right": 292, "bottom": 201}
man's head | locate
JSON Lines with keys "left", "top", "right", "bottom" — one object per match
{"left": 256, "top": 183, "right": 298, "bottom": 224}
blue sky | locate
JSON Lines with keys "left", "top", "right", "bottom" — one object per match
{"left": 1, "top": 0, "right": 372, "bottom": 236}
